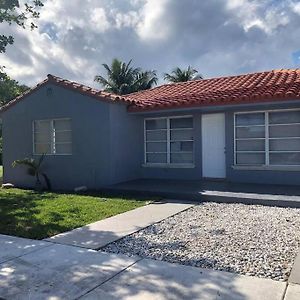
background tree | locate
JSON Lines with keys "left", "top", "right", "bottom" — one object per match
{"left": 0, "top": 0, "right": 43, "bottom": 54}
{"left": 0, "top": 128, "right": 2, "bottom": 166}
{"left": 0, "top": 72, "right": 29, "bottom": 165}
{"left": 94, "top": 58, "right": 158, "bottom": 95}
{"left": 0, "top": 71, "right": 29, "bottom": 106}
{"left": 164, "top": 66, "right": 203, "bottom": 83}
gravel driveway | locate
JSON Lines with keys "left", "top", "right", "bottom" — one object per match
{"left": 103, "top": 203, "right": 300, "bottom": 281}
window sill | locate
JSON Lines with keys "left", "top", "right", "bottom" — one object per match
{"left": 232, "top": 165, "right": 300, "bottom": 171}
{"left": 142, "top": 163, "right": 195, "bottom": 169}
{"left": 33, "top": 153, "right": 72, "bottom": 156}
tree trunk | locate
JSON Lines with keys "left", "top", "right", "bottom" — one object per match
{"left": 35, "top": 174, "right": 43, "bottom": 192}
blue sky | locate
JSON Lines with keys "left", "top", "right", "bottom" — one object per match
{"left": 2, "top": 0, "right": 300, "bottom": 87}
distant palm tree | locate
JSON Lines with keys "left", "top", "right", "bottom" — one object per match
{"left": 94, "top": 59, "right": 158, "bottom": 95}
{"left": 133, "top": 70, "right": 158, "bottom": 91}
{"left": 164, "top": 66, "right": 203, "bottom": 83}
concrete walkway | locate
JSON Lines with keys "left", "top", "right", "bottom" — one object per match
{"left": 286, "top": 248, "right": 300, "bottom": 300}
{"left": 0, "top": 234, "right": 288, "bottom": 300}
{"left": 80, "top": 258, "right": 286, "bottom": 300}
{"left": 45, "top": 200, "right": 194, "bottom": 249}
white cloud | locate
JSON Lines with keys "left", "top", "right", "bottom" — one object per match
{"left": 114, "top": 11, "right": 139, "bottom": 29}
{"left": 90, "top": 7, "right": 111, "bottom": 32}
{"left": 291, "top": 1, "right": 300, "bottom": 15}
{"left": 1, "top": 0, "right": 300, "bottom": 88}
{"left": 136, "top": 0, "right": 171, "bottom": 41}
{"left": 225, "top": 0, "right": 290, "bottom": 34}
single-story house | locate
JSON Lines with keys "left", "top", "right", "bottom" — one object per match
{"left": 2, "top": 69, "right": 300, "bottom": 190}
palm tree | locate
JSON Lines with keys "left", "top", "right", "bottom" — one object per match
{"left": 94, "top": 59, "right": 158, "bottom": 95}
{"left": 12, "top": 154, "right": 51, "bottom": 191}
{"left": 133, "top": 70, "right": 158, "bottom": 92}
{"left": 164, "top": 66, "right": 203, "bottom": 83}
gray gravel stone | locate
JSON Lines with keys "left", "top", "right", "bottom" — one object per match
{"left": 103, "top": 202, "right": 300, "bottom": 281}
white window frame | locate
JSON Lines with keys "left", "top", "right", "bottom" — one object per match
{"left": 143, "top": 115, "right": 194, "bottom": 168}
{"left": 234, "top": 108, "right": 300, "bottom": 169}
{"left": 33, "top": 118, "right": 72, "bottom": 155}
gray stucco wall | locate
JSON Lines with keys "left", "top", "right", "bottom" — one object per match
{"left": 137, "top": 100, "right": 300, "bottom": 185}
{"left": 1, "top": 83, "right": 142, "bottom": 190}
{"left": 108, "top": 103, "right": 143, "bottom": 183}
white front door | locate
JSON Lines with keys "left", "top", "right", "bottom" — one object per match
{"left": 201, "top": 113, "right": 226, "bottom": 178}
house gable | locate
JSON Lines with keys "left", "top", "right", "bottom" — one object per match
{"left": 0, "top": 74, "right": 136, "bottom": 114}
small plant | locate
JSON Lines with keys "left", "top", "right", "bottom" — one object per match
{"left": 12, "top": 154, "right": 51, "bottom": 192}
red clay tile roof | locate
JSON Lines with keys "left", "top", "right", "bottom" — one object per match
{"left": 126, "top": 69, "right": 300, "bottom": 112}
{"left": 0, "top": 74, "right": 136, "bottom": 113}
{"left": 2, "top": 69, "right": 300, "bottom": 114}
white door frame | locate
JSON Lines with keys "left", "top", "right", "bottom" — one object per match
{"left": 201, "top": 113, "right": 226, "bottom": 179}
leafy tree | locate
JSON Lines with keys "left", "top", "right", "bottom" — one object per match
{"left": 94, "top": 58, "right": 158, "bottom": 95}
{"left": 164, "top": 66, "right": 203, "bottom": 83}
{"left": 0, "top": 71, "right": 29, "bottom": 105}
{"left": 0, "top": 0, "right": 43, "bottom": 53}
{"left": 0, "top": 71, "right": 28, "bottom": 166}
{"left": 0, "top": 135, "right": 2, "bottom": 165}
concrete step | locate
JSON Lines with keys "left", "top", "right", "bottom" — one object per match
{"left": 101, "top": 187, "right": 300, "bottom": 208}
{"left": 201, "top": 190, "right": 300, "bottom": 208}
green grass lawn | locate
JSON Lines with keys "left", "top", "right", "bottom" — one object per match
{"left": 0, "top": 188, "right": 148, "bottom": 240}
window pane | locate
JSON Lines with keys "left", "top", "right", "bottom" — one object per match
{"left": 146, "top": 142, "right": 167, "bottom": 152}
{"left": 54, "top": 119, "right": 71, "bottom": 131}
{"left": 34, "top": 143, "right": 51, "bottom": 154}
{"left": 55, "top": 143, "right": 72, "bottom": 154}
{"left": 236, "top": 139, "right": 265, "bottom": 151}
{"left": 270, "top": 139, "right": 300, "bottom": 151}
{"left": 171, "top": 153, "right": 193, "bottom": 164}
{"left": 270, "top": 153, "right": 300, "bottom": 165}
{"left": 171, "top": 129, "right": 193, "bottom": 141}
{"left": 236, "top": 126, "right": 265, "bottom": 138}
{"left": 55, "top": 131, "right": 72, "bottom": 143}
{"left": 146, "top": 153, "right": 167, "bottom": 163}
{"left": 146, "top": 119, "right": 167, "bottom": 130}
{"left": 236, "top": 113, "right": 265, "bottom": 126}
{"left": 236, "top": 153, "right": 265, "bottom": 165}
{"left": 146, "top": 130, "right": 167, "bottom": 141}
{"left": 171, "top": 141, "right": 193, "bottom": 152}
{"left": 34, "top": 131, "right": 51, "bottom": 143}
{"left": 269, "top": 124, "right": 300, "bottom": 138}
{"left": 269, "top": 111, "right": 300, "bottom": 125}
{"left": 170, "top": 118, "right": 193, "bottom": 129}
{"left": 34, "top": 120, "right": 50, "bottom": 132}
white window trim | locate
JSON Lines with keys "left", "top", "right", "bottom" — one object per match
{"left": 144, "top": 115, "right": 195, "bottom": 168}
{"left": 234, "top": 108, "right": 300, "bottom": 169}
{"left": 33, "top": 118, "right": 72, "bottom": 156}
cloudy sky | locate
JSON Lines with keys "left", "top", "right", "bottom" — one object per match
{"left": 2, "top": 0, "right": 300, "bottom": 88}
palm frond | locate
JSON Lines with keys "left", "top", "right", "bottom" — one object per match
{"left": 12, "top": 155, "right": 51, "bottom": 191}
{"left": 12, "top": 158, "right": 37, "bottom": 177}
{"left": 94, "top": 58, "right": 157, "bottom": 95}
{"left": 12, "top": 158, "right": 37, "bottom": 169}
{"left": 94, "top": 75, "right": 110, "bottom": 86}
{"left": 164, "top": 66, "right": 201, "bottom": 83}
